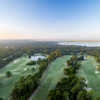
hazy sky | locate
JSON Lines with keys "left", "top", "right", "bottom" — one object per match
{"left": 0, "top": 0, "right": 100, "bottom": 40}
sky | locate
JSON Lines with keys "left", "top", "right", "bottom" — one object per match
{"left": 0, "top": 0, "right": 100, "bottom": 40}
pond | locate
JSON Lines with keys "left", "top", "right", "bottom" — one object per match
{"left": 30, "top": 54, "right": 47, "bottom": 61}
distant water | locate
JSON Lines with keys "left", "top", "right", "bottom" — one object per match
{"left": 31, "top": 55, "right": 46, "bottom": 61}
{"left": 58, "top": 42, "right": 100, "bottom": 47}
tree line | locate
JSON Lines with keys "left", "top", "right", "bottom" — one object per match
{"left": 1, "top": 41, "right": 100, "bottom": 69}
{"left": 48, "top": 55, "right": 95, "bottom": 100}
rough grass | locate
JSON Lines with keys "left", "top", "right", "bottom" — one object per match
{"left": 78, "top": 56, "right": 100, "bottom": 98}
{"left": 32, "top": 55, "right": 71, "bottom": 100}
{"left": 0, "top": 56, "right": 39, "bottom": 100}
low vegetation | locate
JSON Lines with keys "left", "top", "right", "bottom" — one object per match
{"left": 27, "top": 61, "right": 37, "bottom": 65}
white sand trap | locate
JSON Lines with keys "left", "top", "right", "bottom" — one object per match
{"left": 13, "top": 60, "right": 17, "bottom": 64}
{"left": 24, "top": 68, "right": 27, "bottom": 71}
{"left": 85, "top": 80, "right": 88, "bottom": 84}
{"left": 33, "top": 66, "right": 37, "bottom": 69}
{"left": 95, "top": 71, "right": 99, "bottom": 74}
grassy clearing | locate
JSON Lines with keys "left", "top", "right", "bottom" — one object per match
{"left": 32, "top": 55, "right": 71, "bottom": 100}
{"left": 78, "top": 56, "right": 100, "bottom": 98}
{"left": 0, "top": 56, "right": 39, "bottom": 100}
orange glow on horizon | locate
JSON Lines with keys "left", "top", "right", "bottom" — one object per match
{"left": 0, "top": 33, "right": 33, "bottom": 39}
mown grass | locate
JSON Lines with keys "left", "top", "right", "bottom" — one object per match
{"left": 0, "top": 56, "right": 39, "bottom": 100}
{"left": 32, "top": 55, "right": 71, "bottom": 100}
{"left": 1, "top": 55, "right": 99, "bottom": 100}
{"left": 78, "top": 56, "right": 100, "bottom": 98}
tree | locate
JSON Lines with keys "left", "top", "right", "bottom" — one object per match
{"left": 64, "top": 67, "right": 75, "bottom": 76}
{"left": 48, "top": 90, "right": 56, "bottom": 100}
{"left": 6, "top": 71, "right": 12, "bottom": 77}
{"left": 55, "top": 50, "right": 61, "bottom": 57}
{"left": 48, "top": 54, "right": 93, "bottom": 100}
{"left": 0, "top": 98, "right": 3, "bottom": 100}
{"left": 77, "top": 90, "right": 89, "bottom": 100}
{"left": 27, "top": 61, "right": 36, "bottom": 65}
{"left": 39, "top": 61, "right": 48, "bottom": 73}
{"left": 94, "top": 97, "right": 100, "bottom": 100}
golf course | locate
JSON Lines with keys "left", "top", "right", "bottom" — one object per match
{"left": 0, "top": 55, "right": 100, "bottom": 100}
{"left": 0, "top": 56, "right": 39, "bottom": 100}
{"left": 78, "top": 56, "right": 100, "bottom": 98}
{"left": 31, "top": 55, "right": 71, "bottom": 100}
{"left": 30, "top": 55, "right": 100, "bottom": 100}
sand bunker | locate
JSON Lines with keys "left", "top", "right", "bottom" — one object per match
{"left": 24, "top": 68, "right": 27, "bottom": 71}
{"left": 13, "top": 60, "right": 18, "bottom": 64}
{"left": 95, "top": 71, "right": 99, "bottom": 74}
{"left": 85, "top": 80, "right": 88, "bottom": 84}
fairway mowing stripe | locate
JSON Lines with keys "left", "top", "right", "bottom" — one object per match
{"left": 31, "top": 56, "right": 71, "bottom": 100}
{"left": 78, "top": 56, "right": 100, "bottom": 98}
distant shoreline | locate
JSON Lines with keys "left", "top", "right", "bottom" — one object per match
{"left": 58, "top": 41, "right": 100, "bottom": 47}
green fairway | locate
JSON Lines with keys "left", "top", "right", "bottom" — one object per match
{"left": 2, "top": 55, "right": 99, "bottom": 100}
{"left": 0, "top": 56, "right": 39, "bottom": 100}
{"left": 31, "top": 55, "right": 71, "bottom": 100}
{"left": 78, "top": 56, "right": 100, "bottom": 98}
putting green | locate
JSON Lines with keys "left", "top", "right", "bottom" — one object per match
{"left": 78, "top": 56, "right": 100, "bottom": 98}
{"left": 31, "top": 55, "right": 71, "bottom": 100}
{"left": 0, "top": 56, "right": 39, "bottom": 100}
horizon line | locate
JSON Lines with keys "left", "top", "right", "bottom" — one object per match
{"left": 0, "top": 39, "right": 100, "bottom": 42}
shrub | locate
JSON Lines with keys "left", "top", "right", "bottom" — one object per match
{"left": 0, "top": 97, "right": 3, "bottom": 100}
{"left": 96, "top": 65, "right": 100, "bottom": 71}
{"left": 27, "top": 61, "right": 36, "bottom": 65}
{"left": 6, "top": 71, "right": 12, "bottom": 78}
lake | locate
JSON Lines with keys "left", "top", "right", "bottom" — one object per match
{"left": 58, "top": 42, "right": 100, "bottom": 47}
{"left": 31, "top": 55, "right": 47, "bottom": 61}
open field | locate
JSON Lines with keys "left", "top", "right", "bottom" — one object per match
{"left": 0, "top": 56, "right": 39, "bottom": 100}
{"left": 31, "top": 55, "right": 71, "bottom": 100}
{"left": 78, "top": 56, "right": 100, "bottom": 98}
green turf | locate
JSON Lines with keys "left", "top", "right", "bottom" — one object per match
{"left": 31, "top": 55, "right": 71, "bottom": 100}
{"left": 2, "top": 55, "right": 99, "bottom": 100}
{"left": 78, "top": 56, "right": 100, "bottom": 98}
{"left": 0, "top": 56, "right": 39, "bottom": 100}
